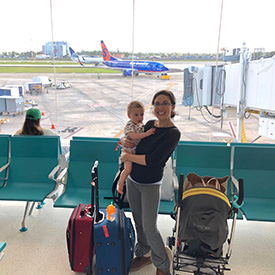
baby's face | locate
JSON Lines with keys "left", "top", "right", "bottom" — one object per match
{"left": 128, "top": 107, "right": 144, "bottom": 125}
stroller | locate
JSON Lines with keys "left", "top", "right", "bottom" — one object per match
{"left": 168, "top": 173, "right": 244, "bottom": 275}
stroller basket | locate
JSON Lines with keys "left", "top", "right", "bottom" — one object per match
{"left": 169, "top": 174, "right": 244, "bottom": 275}
{"left": 174, "top": 253, "right": 230, "bottom": 275}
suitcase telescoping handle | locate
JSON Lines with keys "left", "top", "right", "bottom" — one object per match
{"left": 91, "top": 160, "right": 104, "bottom": 223}
{"left": 90, "top": 160, "right": 99, "bottom": 216}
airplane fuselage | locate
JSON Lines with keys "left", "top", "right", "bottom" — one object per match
{"left": 103, "top": 60, "right": 169, "bottom": 73}
{"left": 71, "top": 56, "right": 103, "bottom": 64}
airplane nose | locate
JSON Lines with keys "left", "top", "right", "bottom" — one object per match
{"left": 164, "top": 66, "right": 169, "bottom": 71}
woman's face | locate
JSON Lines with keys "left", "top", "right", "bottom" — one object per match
{"left": 153, "top": 94, "right": 175, "bottom": 121}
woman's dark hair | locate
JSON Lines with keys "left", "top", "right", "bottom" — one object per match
{"left": 20, "top": 118, "right": 44, "bottom": 135}
{"left": 152, "top": 90, "right": 176, "bottom": 118}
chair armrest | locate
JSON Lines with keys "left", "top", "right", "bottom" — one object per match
{"left": 64, "top": 151, "right": 70, "bottom": 161}
{"left": 0, "top": 163, "right": 9, "bottom": 174}
{"left": 172, "top": 173, "right": 179, "bottom": 190}
{"left": 56, "top": 167, "right": 68, "bottom": 185}
{"left": 59, "top": 152, "right": 70, "bottom": 170}
{"left": 48, "top": 164, "right": 61, "bottom": 181}
{"left": 232, "top": 176, "right": 239, "bottom": 189}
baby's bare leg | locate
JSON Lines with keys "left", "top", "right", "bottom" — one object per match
{"left": 117, "top": 161, "right": 132, "bottom": 194}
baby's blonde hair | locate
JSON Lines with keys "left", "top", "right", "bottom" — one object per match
{"left": 127, "top": 100, "right": 144, "bottom": 115}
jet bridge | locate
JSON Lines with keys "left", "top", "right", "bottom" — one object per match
{"left": 183, "top": 44, "right": 275, "bottom": 141}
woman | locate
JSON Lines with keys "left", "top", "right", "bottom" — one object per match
{"left": 120, "top": 90, "right": 181, "bottom": 275}
{"left": 15, "top": 108, "right": 56, "bottom": 136}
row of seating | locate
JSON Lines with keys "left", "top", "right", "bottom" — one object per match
{"left": 0, "top": 135, "right": 66, "bottom": 231}
{"left": 175, "top": 140, "right": 275, "bottom": 222}
{"left": 53, "top": 137, "right": 178, "bottom": 214}
{"left": 1, "top": 135, "right": 275, "bottom": 230}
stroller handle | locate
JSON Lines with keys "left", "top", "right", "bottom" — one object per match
{"left": 237, "top": 178, "right": 244, "bottom": 206}
{"left": 178, "top": 174, "right": 184, "bottom": 204}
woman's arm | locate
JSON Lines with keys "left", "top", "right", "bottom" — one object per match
{"left": 120, "top": 137, "right": 136, "bottom": 148}
{"left": 127, "top": 127, "right": 155, "bottom": 140}
{"left": 120, "top": 150, "right": 146, "bottom": 166}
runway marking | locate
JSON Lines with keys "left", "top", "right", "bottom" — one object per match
{"left": 114, "top": 129, "right": 124, "bottom": 138}
{"left": 166, "top": 83, "right": 178, "bottom": 90}
{"left": 89, "top": 103, "right": 110, "bottom": 108}
{"left": 64, "top": 127, "right": 84, "bottom": 139}
{"left": 145, "top": 104, "right": 152, "bottom": 111}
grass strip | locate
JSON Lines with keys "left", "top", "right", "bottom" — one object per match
{"left": 0, "top": 67, "right": 120, "bottom": 74}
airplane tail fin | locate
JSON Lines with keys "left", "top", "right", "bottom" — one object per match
{"left": 69, "top": 47, "right": 76, "bottom": 56}
{"left": 69, "top": 47, "right": 84, "bottom": 66}
{"left": 101, "top": 40, "right": 117, "bottom": 61}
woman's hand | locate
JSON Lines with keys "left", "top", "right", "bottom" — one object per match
{"left": 120, "top": 149, "right": 130, "bottom": 163}
{"left": 120, "top": 137, "right": 135, "bottom": 148}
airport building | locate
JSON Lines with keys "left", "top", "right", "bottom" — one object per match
{"left": 1, "top": 1, "right": 275, "bottom": 274}
{"left": 43, "top": 41, "right": 69, "bottom": 58}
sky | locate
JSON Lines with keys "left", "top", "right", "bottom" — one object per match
{"left": 1, "top": 0, "right": 274, "bottom": 54}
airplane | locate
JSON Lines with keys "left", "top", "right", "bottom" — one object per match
{"left": 100, "top": 40, "right": 169, "bottom": 76}
{"left": 69, "top": 47, "right": 103, "bottom": 66}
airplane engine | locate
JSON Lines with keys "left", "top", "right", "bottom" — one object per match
{"left": 123, "top": 69, "right": 139, "bottom": 77}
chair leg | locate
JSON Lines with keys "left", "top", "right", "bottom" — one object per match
{"left": 0, "top": 253, "right": 5, "bottom": 262}
{"left": 29, "top": 202, "right": 36, "bottom": 215}
{"left": 20, "top": 201, "right": 31, "bottom": 232}
{"left": 36, "top": 201, "right": 45, "bottom": 209}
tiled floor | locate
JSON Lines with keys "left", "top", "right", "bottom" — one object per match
{"left": 1, "top": 199, "right": 275, "bottom": 275}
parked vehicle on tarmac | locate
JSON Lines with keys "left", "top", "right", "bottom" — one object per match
{"left": 56, "top": 81, "right": 72, "bottom": 89}
{"left": 33, "top": 76, "right": 52, "bottom": 88}
{"left": 157, "top": 73, "right": 170, "bottom": 80}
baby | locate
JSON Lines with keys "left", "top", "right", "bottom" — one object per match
{"left": 117, "top": 100, "right": 155, "bottom": 194}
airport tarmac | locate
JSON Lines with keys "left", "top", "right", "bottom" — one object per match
{"left": 0, "top": 69, "right": 274, "bottom": 145}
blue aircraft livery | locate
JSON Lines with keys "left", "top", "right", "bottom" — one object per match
{"left": 100, "top": 40, "right": 169, "bottom": 76}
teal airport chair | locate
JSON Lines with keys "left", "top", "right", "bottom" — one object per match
{"left": 175, "top": 143, "right": 231, "bottom": 179}
{"left": 232, "top": 144, "right": 275, "bottom": 222}
{"left": 0, "top": 242, "right": 6, "bottom": 262}
{"left": 177, "top": 140, "right": 228, "bottom": 146}
{"left": 0, "top": 242, "right": 6, "bottom": 253}
{"left": 55, "top": 138, "right": 178, "bottom": 215}
{"left": 54, "top": 139, "right": 120, "bottom": 209}
{"left": 174, "top": 141, "right": 229, "bottom": 179}
{"left": 0, "top": 135, "right": 11, "bottom": 188}
{"left": 73, "top": 136, "right": 120, "bottom": 143}
{"left": 175, "top": 142, "right": 243, "bottom": 219}
{"left": 0, "top": 136, "right": 62, "bottom": 231}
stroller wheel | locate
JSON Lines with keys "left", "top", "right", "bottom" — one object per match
{"left": 218, "top": 266, "right": 224, "bottom": 275}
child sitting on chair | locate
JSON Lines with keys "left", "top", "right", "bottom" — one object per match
{"left": 117, "top": 100, "right": 155, "bottom": 194}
